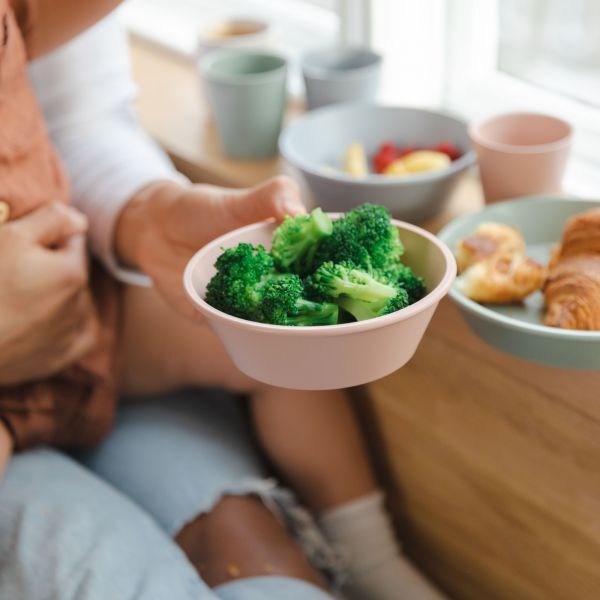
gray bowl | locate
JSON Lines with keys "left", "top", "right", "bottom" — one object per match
{"left": 279, "top": 103, "right": 476, "bottom": 222}
{"left": 438, "top": 196, "right": 600, "bottom": 369}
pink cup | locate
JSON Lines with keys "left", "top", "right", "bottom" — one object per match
{"left": 469, "top": 112, "right": 573, "bottom": 204}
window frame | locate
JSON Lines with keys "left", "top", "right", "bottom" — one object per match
{"left": 443, "top": 0, "right": 600, "bottom": 188}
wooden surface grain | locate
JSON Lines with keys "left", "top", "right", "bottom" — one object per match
{"left": 362, "top": 298, "right": 600, "bottom": 600}
{"left": 129, "top": 38, "right": 599, "bottom": 600}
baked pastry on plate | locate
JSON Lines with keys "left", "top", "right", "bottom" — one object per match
{"left": 544, "top": 208, "right": 600, "bottom": 330}
{"left": 455, "top": 222, "right": 547, "bottom": 304}
{"left": 454, "top": 222, "right": 525, "bottom": 272}
{"left": 457, "top": 251, "right": 548, "bottom": 304}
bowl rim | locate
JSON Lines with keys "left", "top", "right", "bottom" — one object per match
{"left": 301, "top": 46, "right": 382, "bottom": 81}
{"left": 278, "top": 103, "right": 477, "bottom": 186}
{"left": 200, "top": 48, "right": 287, "bottom": 86}
{"left": 184, "top": 215, "right": 457, "bottom": 337}
{"left": 468, "top": 111, "right": 573, "bottom": 155}
{"left": 438, "top": 195, "right": 600, "bottom": 341}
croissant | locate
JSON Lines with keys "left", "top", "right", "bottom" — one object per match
{"left": 457, "top": 251, "right": 548, "bottom": 304}
{"left": 544, "top": 255, "right": 600, "bottom": 329}
{"left": 544, "top": 208, "right": 600, "bottom": 330}
{"left": 455, "top": 222, "right": 525, "bottom": 273}
{"left": 555, "top": 207, "right": 600, "bottom": 259}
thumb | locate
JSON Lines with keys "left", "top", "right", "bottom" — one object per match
{"left": 228, "top": 176, "right": 307, "bottom": 225}
{"left": 18, "top": 203, "right": 88, "bottom": 248}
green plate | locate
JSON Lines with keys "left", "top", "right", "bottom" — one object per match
{"left": 438, "top": 196, "right": 600, "bottom": 370}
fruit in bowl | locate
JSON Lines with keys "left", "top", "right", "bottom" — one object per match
{"left": 278, "top": 104, "right": 476, "bottom": 222}
{"left": 343, "top": 140, "right": 463, "bottom": 179}
{"left": 184, "top": 203, "right": 456, "bottom": 390}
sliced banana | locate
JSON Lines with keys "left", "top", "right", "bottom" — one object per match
{"left": 383, "top": 159, "right": 410, "bottom": 176}
{"left": 401, "top": 150, "right": 450, "bottom": 173}
{"left": 343, "top": 142, "right": 369, "bottom": 178}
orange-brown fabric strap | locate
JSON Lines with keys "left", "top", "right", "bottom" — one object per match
{"left": 11, "top": 0, "right": 122, "bottom": 58}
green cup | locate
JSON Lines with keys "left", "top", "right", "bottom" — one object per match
{"left": 201, "top": 50, "right": 288, "bottom": 159}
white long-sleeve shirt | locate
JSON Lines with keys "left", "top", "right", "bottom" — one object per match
{"left": 28, "top": 13, "right": 188, "bottom": 286}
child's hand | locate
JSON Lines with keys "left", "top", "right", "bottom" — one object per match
{"left": 116, "top": 176, "right": 307, "bottom": 319}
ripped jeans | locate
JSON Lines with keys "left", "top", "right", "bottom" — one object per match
{"left": 0, "top": 391, "right": 337, "bottom": 600}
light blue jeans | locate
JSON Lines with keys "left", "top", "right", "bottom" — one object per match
{"left": 0, "top": 391, "right": 335, "bottom": 600}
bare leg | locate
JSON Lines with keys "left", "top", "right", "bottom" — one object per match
{"left": 120, "top": 286, "right": 444, "bottom": 600}
{"left": 250, "top": 389, "right": 377, "bottom": 511}
{"left": 175, "top": 496, "right": 327, "bottom": 589}
{"left": 120, "top": 286, "right": 378, "bottom": 512}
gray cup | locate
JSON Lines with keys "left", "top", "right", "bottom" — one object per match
{"left": 302, "top": 46, "right": 382, "bottom": 110}
{"left": 201, "top": 50, "right": 287, "bottom": 159}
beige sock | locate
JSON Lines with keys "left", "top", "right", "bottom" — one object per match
{"left": 320, "top": 491, "right": 447, "bottom": 600}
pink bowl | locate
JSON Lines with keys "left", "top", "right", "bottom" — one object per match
{"left": 184, "top": 216, "right": 456, "bottom": 390}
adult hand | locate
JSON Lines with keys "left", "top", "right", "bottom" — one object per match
{"left": 116, "top": 176, "right": 307, "bottom": 319}
{"left": 0, "top": 203, "right": 99, "bottom": 385}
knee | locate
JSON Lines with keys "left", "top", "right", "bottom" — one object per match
{"left": 0, "top": 449, "right": 149, "bottom": 567}
{"left": 0, "top": 449, "right": 130, "bottom": 545}
{"left": 176, "top": 495, "right": 327, "bottom": 590}
{"left": 0, "top": 449, "right": 204, "bottom": 599}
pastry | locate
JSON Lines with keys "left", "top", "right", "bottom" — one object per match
{"left": 544, "top": 255, "right": 600, "bottom": 330}
{"left": 455, "top": 222, "right": 525, "bottom": 273}
{"left": 455, "top": 222, "right": 546, "bottom": 303}
{"left": 456, "top": 251, "right": 548, "bottom": 304}
{"left": 544, "top": 208, "right": 600, "bottom": 330}
{"left": 554, "top": 207, "right": 600, "bottom": 259}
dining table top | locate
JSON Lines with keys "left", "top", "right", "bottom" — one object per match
{"left": 129, "top": 37, "right": 600, "bottom": 600}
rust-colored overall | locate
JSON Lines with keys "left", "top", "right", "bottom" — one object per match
{"left": 0, "top": 0, "right": 119, "bottom": 450}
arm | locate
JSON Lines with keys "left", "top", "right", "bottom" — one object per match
{"left": 29, "top": 13, "right": 306, "bottom": 317}
{"left": 28, "top": 13, "right": 188, "bottom": 287}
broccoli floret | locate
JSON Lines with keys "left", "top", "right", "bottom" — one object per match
{"left": 314, "top": 204, "right": 404, "bottom": 275}
{"left": 337, "top": 290, "right": 409, "bottom": 321}
{"left": 205, "top": 244, "right": 337, "bottom": 326}
{"left": 205, "top": 243, "right": 275, "bottom": 319}
{"left": 271, "top": 207, "right": 333, "bottom": 274}
{"left": 285, "top": 299, "right": 340, "bottom": 326}
{"left": 396, "top": 264, "right": 427, "bottom": 304}
{"left": 260, "top": 275, "right": 339, "bottom": 326}
{"left": 306, "top": 262, "right": 409, "bottom": 321}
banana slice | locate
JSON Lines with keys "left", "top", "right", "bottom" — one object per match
{"left": 402, "top": 150, "right": 450, "bottom": 173}
{"left": 383, "top": 159, "right": 410, "bottom": 176}
{"left": 343, "top": 142, "right": 369, "bottom": 178}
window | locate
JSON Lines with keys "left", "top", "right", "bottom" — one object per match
{"left": 498, "top": 0, "right": 600, "bottom": 109}
{"left": 440, "top": 0, "right": 600, "bottom": 195}
{"left": 123, "top": 0, "right": 600, "bottom": 194}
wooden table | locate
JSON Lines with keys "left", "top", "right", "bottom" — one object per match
{"left": 130, "top": 38, "right": 600, "bottom": 600}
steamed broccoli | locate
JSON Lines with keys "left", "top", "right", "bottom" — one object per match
{"left": 260, "top": 275, "right": 339, "bottom": 326}
{"left": 205, "top": 243, "right": 274, "bottom": 320}
{"left": 314, "top": 204, "right": 404, "bottom": 276}
{"left": 205, "top": 243, "right": 337, "bottom": 326}
{"left": 336, "top": 291, "right": 409, "bottom": 322}
{"left": 306, "top": 262, "right": 409, "bottom": 321}
{"left": 396, "top": 264, "right": 426, "bottom": 304}
{"left": 271, "top": 207, "right": 333, "bottom": 274}
{"left": 205, "top": 203, "right": 424, "bottom": 327}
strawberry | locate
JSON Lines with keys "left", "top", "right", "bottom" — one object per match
{"left": 433, "top": 141, "right": 462, "bottom": 160}
{"left": 373, "top": 142, "right": 399, "bottom": 173}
